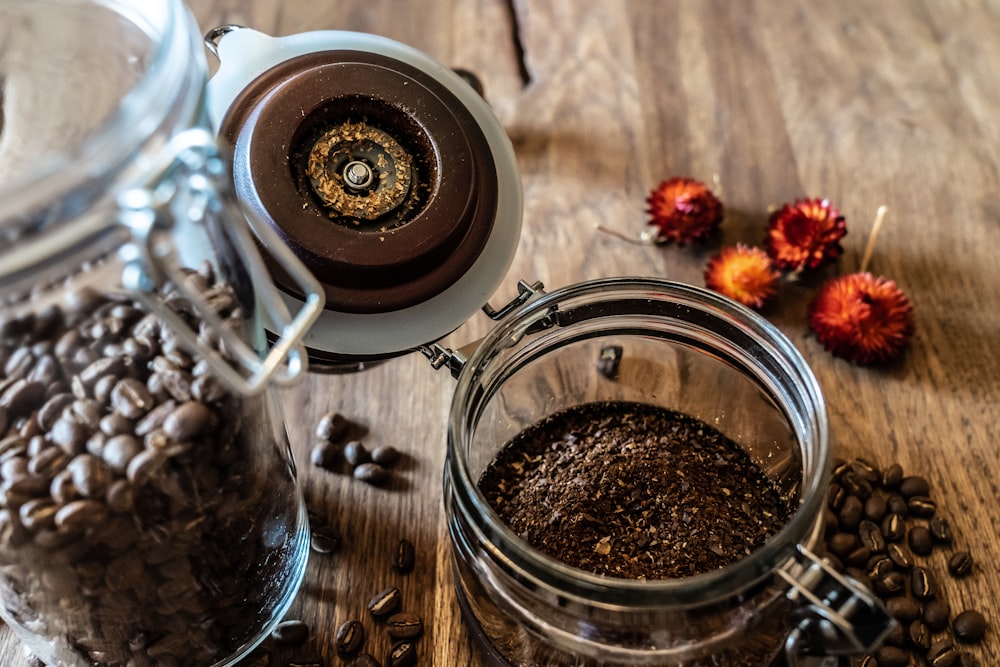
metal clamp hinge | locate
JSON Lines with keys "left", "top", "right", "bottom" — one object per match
{"left": 780, "top": 545, "right": 896, "bottom": 664}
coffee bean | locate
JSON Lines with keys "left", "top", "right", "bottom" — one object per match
{"left": 1, "top": 379, "right": 46, "bottom": 417}
{"left": 907, "top": 495, "right": 937, "bottom": 518}
{"left": 49, "top": 470, "right": 77, "bottom": 505}
{"left": 50, "top": 416, "right": 88, "bottom": 455}
{"left": 927, "top": 639, "right": 959, "bottom": 666}
{"left": 67, "top": 454, "right": 110, "bottom": 498}
{"left": 874, "top": 646, "right": 909, "bottom": 667}
{"left": 886, "top": 596, "right": 921, "bottom": 622}
{"left": 392, "top": 539, "right": 416, "bottom": 574}
{"left": 828, "top": 483, "right": 846, "bottom": 512}
{"left": 371, "top": 445, "right": 400, "bottom": 467}
{"left": 37, "top": 393, "right": 74, "bottom": 431}
{"left": 386, "top": 612, "right": 423, "bottom": 639}
{"left": 134, "top": 399, "right": 177, "bottom": 437}
{"left": 354, "top": 462, "right": 390, "bottom": 486}
{"left": 163, "top": 401, "right": 215, "bottom": 441}
{"left": 881, "top": 513, "right": 905, "bottom": 542}
{"left": 928, "top": 516, "right": 953, "bottom": 544}
{"left": 126, "top": 448, "right": 165, "bottom": 486}
{"left": 874, "top": 571, "right": 907, "bottom": 597}
{"left": 101, "top": 434, "right": 142, "bottom": 474}
{"left": 309, "top": 441, "right": 340, "bottom": 471}
{"left": 840, "top": 470, "right": 873, "bottom": 499}
{"left": 844, "top": 567, "right": 871, "bottom": 591}
{"left": 887, "top": 543, "right": 915, "bottom": 569}
{"left": 908, "top": 619, "right": 931, "bottom": 651}
{"left": 843, "top": 545, "right": 871, "bottom": 567}
{"left": 886, "top": 493, "right": 909, "bottom": 517}
{"left": 863, "top": 493, "right": 888, "bottom": 522}
{"left": 105, "top": 479, "right": 134, "bottom": 513}
{"left": 858, "top": 520, "right": 886, "bottom": 553}
{"left": 310, "top": 524, "right": 341, "bottom": 554}
{"left": 344, "top": 440, "right": 370, "bottom": 467}
{"left": 334, "top": 619, "right": 365, "bottom": 655}
{"left": 110, "top": 378, "right": 155, "bottom": 419}
{"left": 54, "top": 499, "right": 108, "bottom": 532}
{"left": 827, "top": 532, "right": 858, "bottom": 558}
{"left": 271, "top": 619, "right": 310, "bottom": 645}
{"left": 99, "top": 412, "right": 133, "bottom": 437}
{"left": 386, "top": 641, "right": 416, "bottom": 667}
{"left": 908, "top": 526, "right": 934, "bottom": 556}
{"left": 354, "top": 653, "right": 381, "bottom": 667}
{"left": 79, "top": 357, "right": 126, "bottom": 387}
{"left": 27, "top": 446, "right": 70, "bottom": 478}
{"left": 18, "top": 497, "right": 58, "bottom": 532}
{"left": 866, "top": 554, "right": 894, "bottom": 579}
{"left": 838, "top": 495, "right": 864, "bottom": 531}
{"left": 367, "top": 587, "right": 402, "bottom": 618}
{"left": 899, "top": 475, "right": 930, "bottom": 498}
{"left": 952, "top": 610, "right": 987, "bottom": 643}
{"left": 882, "top": 619, "right": 906, "bottom": 647}
{"left": 948, "top": 551, "right": 973, "bottom": 578}
{"left": 315, "top": 412, "right": 349, "bottom": 443}
{"left": 910, "top": 566, "right": 936, "bottom": 599}
{"left": 924, "top": 598, "right": 952, "bottom": 631}
{"left": 597, "top": 345, "right": 623, "bottom": 379}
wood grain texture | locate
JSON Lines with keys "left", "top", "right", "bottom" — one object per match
{"left": 3, "top": 1, "right": 999, "bottom": 665}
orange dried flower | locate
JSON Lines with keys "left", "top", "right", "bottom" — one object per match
{"left": 808, "top": 272, "right": 915, "bottom": 365}
{"left": 704, "top": 244, "right": 780, "bottom": 309}
{"left": 645, "top": 177, "right": 724, "bottom": 245}
{"left": 765, "top": 198, "right": 847, "bottom": 271}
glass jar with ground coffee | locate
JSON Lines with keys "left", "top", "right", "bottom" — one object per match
{"left": 444, "top": 278, "right": 894, "bottom": 666}
{"left": 0, "top": 1, "right": 323, "bottom": 666}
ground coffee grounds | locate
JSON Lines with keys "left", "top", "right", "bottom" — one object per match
{"left": 479, "top": 401, "right": 793, "bottom": 580}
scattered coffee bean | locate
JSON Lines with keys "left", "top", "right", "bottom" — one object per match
{"left": 874, "top": 645, "right": 910, "bottom": 667}
{"left": 867, "top": 554, "right": 894, "bottom": 579}
{"left": 952, "top": 610, "right": 987, "bottom": 643}
{"left": 367, "top": 587, "right": 402, "bottom": 618}
{"left": 874, "top": 571, "right": 906, "bottom": 597}
{"left": 927, "top": 639, "right": 960, "bottom": 666}
{"left": 344, "top": 440, "right": 370, "bottom": 467}
{"left": 858, "top": 520, "right": 886, "bottom": 553}
{"left": 948, "top": 551, "right": 973, "bottom": 578}
{"left": 882, "top": 618, "right": 906, "bottom": 647}
{"left": 929, "top": 516, "right": 954, "bottom": 544}
{"left": 910, "top": 566, "right": 936, "bottom": 600}
{"left": 887, "top": 543, "right": 915, "bottom": 570}
{"left": 310, "top": 524, "right": 342, "bottom": 555}
{"left": 354, "top": 653, "right": 381, "bottom": 667}
{"left": 838, "top": 495, "right": 864, "bottom": 531}
{"left": 827, "top": 532, "right": 859, "bottom": 559}
{"left": 881, "top": 513, "right": 905, "bottom": 542}
{"left": 596, "top": 345, "right": 623, "bottom": 379}
{"left": 881, "top": 463, "right": 903, "bottom": 489}
{"left": 899, "top": 475, "right": 930, "bottom": 498}
{"left": 354, "top": 462, "right": 390, "bottom": 486}
{"left": 851, "top": 458, "right": 881, "bottom": 484}
{"left": 386, "top": 640, "right": 417, "bottom": 667}
{"left": 386, "top": 612, "right": 424, "bottom": 639}
{"left": 908, "top": 619, "right": 931, "bottom": 651}
{"left": 392, "top": 538, "right": 416, "bottom": 574}
{"left": 315, "top": 412, "right": 349, "bottom": 443}
{"left": 271, "top": 619, "right": 310, "bottom": 646}
{"left": 886, "top": 596, "right": 921, "bottom": 622}
{"left": 907, "top": 495, "right": 937, "bottom": 518}
{"left": 334, "top": 619, "right": 365, "bottom": 655}
{"left": 886, "top": 493, "right": 909, "bottom": 517}
{"left": 924, "top": 598, "right": 952, "bottom": 631}
{"left": 863, "top": 493, "right": 888, "bottom": 522}
{"left": 309, "top": 440, "right": 340, "bottom": 471}
{"left": 840, "top": 470, "right": 873, "bottom": 499}
{"left": 370, "top": 445, "right": 400, "bottom": 467}
{"left": 908, "top": 525, "right": 934, "bottom": 555}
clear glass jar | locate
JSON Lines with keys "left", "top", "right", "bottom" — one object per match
{"left": 0, "top": 1, "right": 323, "bottom": 666}
{"left": 445, "top": 278, "right": 892, "bottom": 666}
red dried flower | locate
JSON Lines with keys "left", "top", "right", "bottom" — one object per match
{"left": 704, "top": 244, "right": 780, "bottom": 310}
{"left": 765, "top": 198, "right": 847, "bottom": 271}
{"left": 808, "top": 272, "right": 915, "bottom": 365}
{"left": 645, "top": 177, "right": 724, "bottom": 245}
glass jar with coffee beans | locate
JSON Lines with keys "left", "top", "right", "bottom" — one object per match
{"left": 0, "top": 1, "right": 324, "bottom": 666}
{"left": 443, "top": 278, "right": 897, "bottom": 666}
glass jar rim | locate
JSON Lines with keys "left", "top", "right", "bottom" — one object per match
{"left": 447, "top": 277, "right": 831, "bottom": 606}
{"left": 0, "top": 0, "right": 195, "bottom": 239}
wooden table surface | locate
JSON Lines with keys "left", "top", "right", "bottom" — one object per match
{"left": 5, "top": 1, "right": 1000, "bottom": 665}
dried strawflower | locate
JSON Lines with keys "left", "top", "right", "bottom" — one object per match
{"left": 765, "top": 198, "right": 847, "bottom": 271}
{"left": 644, "top": 177, "right": 724, "bottom": 245}
{"left": 704, "top": 244, "right": 780, "bottom": 309}
{"left": 808, "top": 272, "right": 915, "bottom": 365}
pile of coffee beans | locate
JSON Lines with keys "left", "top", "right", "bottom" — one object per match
{"left": 822, "top": 458, "right": 989, "bottom": 666}
{"left": 309, "top": 411, "right": 402, "bottom": 486}
{"left": 0, "top": 267, "right": 305, "bottom": 667}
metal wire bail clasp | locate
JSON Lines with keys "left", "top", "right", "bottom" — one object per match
{"left": 781, "top": 545, "right": 896, "bottom": 666}
{"left": 117, "top": 127, "right": 325, "bottom": 395}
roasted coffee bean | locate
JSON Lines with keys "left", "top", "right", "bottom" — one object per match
{"left": 54, "top": 499, "right": 108, "bottom": 532}
{"left": 952, "top": 610, "right": 987, "bottom": 643}
{"left": 858, "top": 520, "right": 886, "bottom": 553}
{"left": 908, "top": 619, "right": 931, "bottom": 651}
{"left": 863, "top": 493, "right": 888, "bottom": 522}
{"left": 959, "top": 654, "right": 983, "bottom": 667}
{"left": 826, "top": 532, "right": 858, "bottom": 558}
{"left": 18, "top": 497, "right": 58, "bottom": 532}
{"left": 105, "top": 479, "right": 134, "bottom": 514}
{"left": 309, "top": 441, "right": 340, "bottom": 471}
{"left": 271, "top": 619, "right": 310, "bottom": 646}
{"left": 854, "top": 656, "right": 877, "bottom": 667}
{"left": 392, "top": 538, "right": 416, "bottom": 574}
{"left": 929, "top": 516, "right": 954, "bottom": 544}
{"left": 79, "top": 356, "right": 126, "bottom": 387}
{"left": 134, "top": 399, "right": 177, "bottom": 437}
{"left": 874, "top": 571, "right": 907, "bottom": 597}
{"left": 315, "top": 412, "right": 349, "bottom": 443}
{"left": 882, "top": 619, "right": 906, "bottom": 647}
{"left": 354, "top": 653, "right": 381, "bottom": 667}
{"left": 67, "top": 454, "right": 110, "bottom": 498}
{"left": 386, "top": 612, "right": 423, "bottom": 639}
{"left": 101, "top": 434, "right": 142, "bottom": 474}
{"left": 887, "top": 543, "right": 915, "bottom": 569}
{"left": 927, "top": 639, "right": 959, "bottom": 666}
{"left": 843, "top": 545, "right": 871, "bottom": 567}
{"left": 908, "top": 526, "right": 934, "bottom": 555}
{"left": 844, "top": 567, "right": 871, "bottom": 591}
{"left": 823, "top": 509, "right": 838, "bottom": 536}
{"left": 48, "top": 470, "right": 77, "bottom": 505}
{"left": 50, "top": 416, "right": 88, "bottom": 455}
{"left": 851, "top": 458, "right": 881, "bottom": 483}
{"left": 110, "top": 378, "right": 155, "bottom": 419}
{"left": 867, "top": 554, "right": 894, "bottom": 579}
{"left": 191, "top": 374, "right": 226, "bottom": 404}
{"left": 828, "top": 483, "right": 846, "bottom": 511}
{"left": 840, "top": 470, "right": 873, "bottom": 499}
{"left": 948, "top": 550, "right": 973, "bottom": 578}
{"left": 886, "top": 596, "right": 922, "bottom": 622}
{"left": 597, "top": 345, "right": 623, "bottom": 379}
{"left": 386, "top": 641, "right": 416, "bottom": 667}
{"left": 98, "top": 412, "right": 132, "bottom": 437}
{"left": 881, "top": 513, "right": 906, "bottom": 542}
{"left": 371, "top": 445, "right": 400, "bottom": 467}
{"left": 874, "top": 646, "right": 909, "bottom": 667}
{"left": 899, "top": 475, "right": 930, "bottom": 498}
{"left": 344, "top": 440, "right": 370, "bottom": 467}
{"left": 1, "top": 379, "right": 46, "bottom": 417}
{"left": 838, "top": 495, "right": 864, "bottom": 531}
{"left": 923, "top": 598, "right": 952, "bottom": 631}
{"left": 367, "top": 586, "right": 402, "bottom": 618}
{"left": 126, "top": 448, "right": 165, "bottom": 485}
{"left": 886, "top": 493, "right": 909, "bottom": 517}
{"left": 910, "top": 566, "right": 936, "bottom": 599}
{"left": 334, "top": 619, "right": 365, "bottom": 655}
{"left": 310, "top": 524, "right": 341, "bottom": 554}
{"left": 163, "top": 401, "right": 214, "bottom": 441}
{"left": 354, "top": 462, "right": 390, "bottom": 486}
{"left": 37, "top": 393, "right": 74, "bottom": 431}
{"left": 907, "top": 495, "right": 937, "bottom": 518}
{"left": 27, "top": 446, "right": 70, "bottom": 478}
